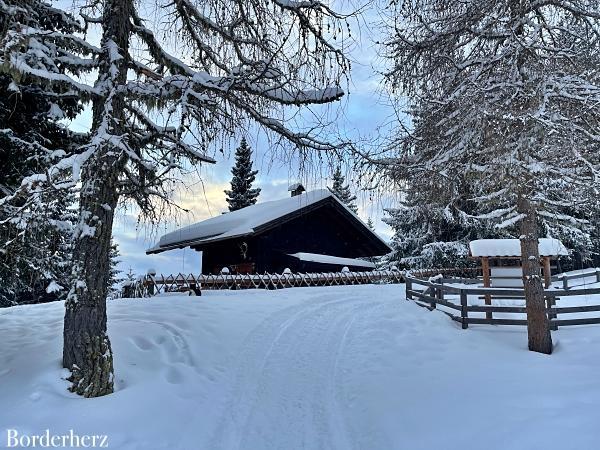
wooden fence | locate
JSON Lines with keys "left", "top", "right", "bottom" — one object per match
{"left": 406, "top": 275, "right": 600, "bottom": 329}
{"left": 125, "top": 269, "right": 405, "bottom": 297}
{"left": 409, "top": 267, "right": 482, "bottom": 279}
{"left": 553, "top": 268, "right": 600, "bottom": 289}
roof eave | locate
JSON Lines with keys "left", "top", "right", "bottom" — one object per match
{"left": 146, "top": 231, "right": 253, "bottom": 254}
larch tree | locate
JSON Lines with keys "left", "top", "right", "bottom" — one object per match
{"left": 224, "top": 138, "right": 261, "bottom": 211}
{"left": 2, "top": 0, "right": 352, "bottom": 395}
{"left": 380, "top": 0, "right": 600, "bottom": 354}
{"left": 329, "top": 165, "right": 358, "bottom": 213}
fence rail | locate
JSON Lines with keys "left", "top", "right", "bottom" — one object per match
{"left": 554, "top": 268, "right": 600, "bottom": 289}
{"left": 125, "top": 269, "right": 405, "bottom": 297}
{"left": 406, "top": 275, "right": 600, "bottom": 329}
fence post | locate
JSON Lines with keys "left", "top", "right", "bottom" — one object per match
{"left": 546, "top": 295, "right": 558, "bottom": 331}
{"left": 147, "top": 275, "right": 155, "bottom": 297}
{"left": 431, "top": 287, "right": 438, "bottom": 309}
{"left": 460, "top": 289, "right": 468, "bottom": 329}
{"left": 406, "top": 278, "right": 412, "bottom": 301}
{"left": 596, "top": 268, "right": 600, "bottom": 283}
{"left": 563, "top": 276, "right": 569, "bottom": 290}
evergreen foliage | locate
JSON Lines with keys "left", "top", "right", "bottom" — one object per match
{"left": 0, "top": 1, "right": 82, "bottom": 306}
{"left": 329, "top": 166, "right": 358, "bottom": 214}
{"left": 107, "top": 241, "right": 123, "bottom": 298}
{"left": 224, "top": 138, "right": 261, "bottom": 211}
{"left": 383, "top": 172, "right": 600, "bottom": 271}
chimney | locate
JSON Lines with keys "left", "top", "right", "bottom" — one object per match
{"left": 288, "top": 183, "right": 306, "bottom": 197}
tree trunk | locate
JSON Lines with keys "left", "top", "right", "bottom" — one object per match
{"left": 62, "top": 0, "right": 133, "bottom": 397}
{"left": 518, "top": 196, "right": 553, "bottom": 354}
{"left": 62, "top": 173, "right": 119, "bottom": 397}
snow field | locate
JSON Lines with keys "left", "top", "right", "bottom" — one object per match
{"left": 1, "top": 284, "right": 600, "bottom": 449}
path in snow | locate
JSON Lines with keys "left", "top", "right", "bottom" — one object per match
{"left": 208, "top": 296, "right": 382, "bottom": 449}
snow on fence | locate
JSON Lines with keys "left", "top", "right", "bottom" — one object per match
{"left": 124, "top": 269, "right": 405, "bottom": 297}
{"left": 406, "top": 275, "right": 600, "bottom": 329}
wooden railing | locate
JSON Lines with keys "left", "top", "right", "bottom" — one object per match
{"left": 553, "top": 268, "right": 600, "bottom": 289}
{"left": 409, "top": 267, "right": 482, "bottom": 279}
{"left": 124, "top": 269, "right": 405, "bottom": 297}
{"left": 406, "top": 275, "right": 600, "bottom": 329}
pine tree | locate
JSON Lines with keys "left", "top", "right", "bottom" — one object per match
{"left": 381, "top": 0, "right": 600, "bottom": 354}
{"left": 2, "top": 0, "right": 352, "bottom": 395}
{"left": 224, "top": 138, "right": 261, "bottom": 211}
{"left": 329, "top": 166, "right": 358, "bottom": 214}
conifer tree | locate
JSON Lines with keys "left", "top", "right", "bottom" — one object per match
{"left": 2, "top": 0, "right": 352, "bottom": 395}
{"left": 329, "top": 166, "right": 358, "bottom": 214}
{"left": 224, "top": 138, "right": 261, "bottom": 211}
{"left": 380, "top": 0, "right": 600, "bottom": 354}
{"left": 0, "top": 3, "right": 81, "bottom": 307}
{"left": 107, "top": 241, "right": 123, "bottom": 298}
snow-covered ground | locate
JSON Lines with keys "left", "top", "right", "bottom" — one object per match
{"left": 1, "top": 284, "right": 600, "bottom": 449}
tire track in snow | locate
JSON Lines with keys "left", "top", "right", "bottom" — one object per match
{"left": 207, "top": 295, "right": 386, "bottom": 450}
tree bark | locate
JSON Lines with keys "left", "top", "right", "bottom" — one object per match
{"left": 62, "top": 0, "right": 133, "bottom": 397}
{"left": 518, "top": 196, "right": 553, "bottom": 354}
{"left": 62, "top": 174, "right": 119, "bottom": 397}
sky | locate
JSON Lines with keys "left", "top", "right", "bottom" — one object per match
{"left": 59, "top": 1, "right": 399, "bottom": 276}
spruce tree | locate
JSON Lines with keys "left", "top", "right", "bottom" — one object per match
{"left": 329, "top": 166, "right": 358, "bottom": 214}
{"left": 382, "top": 180, "right": 505, "bottom": 271}
{"left": 384, "top": 170, "right": 598, "bottom": 272}
{"left": 224, "top": 138, "right": 261, "bottom": 212}
{"left": 0, "top": 2, "right": 81, "bottom": 307}
{"left": 107, "top": 241, "right": 123, "bottom": 298}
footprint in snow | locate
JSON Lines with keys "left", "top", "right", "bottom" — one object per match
{"left": 130, "top": 336, "right": 154, "bottom": 351}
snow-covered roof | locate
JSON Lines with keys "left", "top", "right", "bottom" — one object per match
{"left": 288, "top": 182, "right": 304, "bottom": 191}
{"left": 288, "top": 252, "right": 376, "bottom": 269}
{"left": 147, "top": 189, "right": 389, "bottom": 254}
{"left": 469, "top": 238, "right": 569, "bottom": 258}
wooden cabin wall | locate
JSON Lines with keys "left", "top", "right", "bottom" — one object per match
{"left": 194, "top": 237, "right": 261, "bottom": 274}
{"left": 195, "top": 203, "right": 385, "bottom": 274}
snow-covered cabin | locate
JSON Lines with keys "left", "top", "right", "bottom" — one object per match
{"left": 147, "top": 189, "right": 391, "bottom": 274}
{"left": 469, "top": 238, "right": 569, "bottom": 288}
